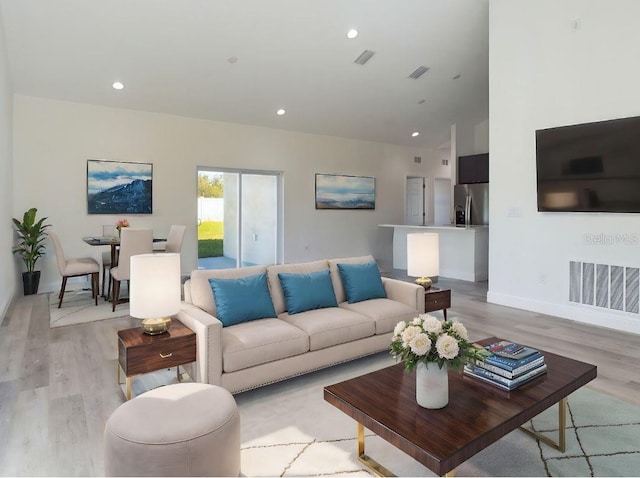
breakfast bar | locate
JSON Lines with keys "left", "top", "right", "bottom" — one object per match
{"left": 379, "top": 224, "right": 489, "bottom": 282}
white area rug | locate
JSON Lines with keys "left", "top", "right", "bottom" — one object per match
{"left": 49, "top": 288, "right": 129, "bottom": 328}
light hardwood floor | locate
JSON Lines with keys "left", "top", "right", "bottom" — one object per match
{"left": 0, "top": 278, "right": 639, "bottom": 476}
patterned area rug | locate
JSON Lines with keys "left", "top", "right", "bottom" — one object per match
{"left": 236, "top": 353, "right": 640, "bottom": 477}
{"left": 48, "top": 288, "right": 129, "bottom": 328}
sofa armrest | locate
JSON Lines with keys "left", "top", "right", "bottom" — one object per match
{"left": 176, "top": 302, "right": 223, "bottom": 386}
{"left": 381, "top": 277, "right": 425, "bottom": 312}
{"left": 183, "top": 279, "right": 192, "bottom": 303}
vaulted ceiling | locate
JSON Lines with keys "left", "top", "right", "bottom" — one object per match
{"left": 0, "top": 0, "right": 489, "bottom": 148}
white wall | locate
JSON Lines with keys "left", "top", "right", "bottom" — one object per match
{"left": 0, "top": 11, "right": 15, "bottom": 321}
{"left": 488, "top": 0, "right": 640, "bottom": 334}
{"left": 12, "top": 95, "right": 446, "bottom": 292}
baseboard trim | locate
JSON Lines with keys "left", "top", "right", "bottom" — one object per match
{"left": 487, "top": 290, "right": 640, "bottom": 335}
{"left": 0, "top": 291, "right": 16, "bottom": 327}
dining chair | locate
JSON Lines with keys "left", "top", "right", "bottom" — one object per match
{"left": 101, "top": 224, "right": 116, "bottom": 298}
{"left": 164, "top": 225, "right": 187, "bottom": 253}
{"left": 110, "top": 228, "right": 153, "bottom": 311}
{"left": 48, "top": 230, "right": 100, "bottom": 308}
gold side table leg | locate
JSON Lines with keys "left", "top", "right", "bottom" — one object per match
{"left": 520, "top": 397, "right": 567, "bottom": 452}
{"left": 126, "top": 377, "right": 132, "bottom": 400}
{"left": 356, "top": 423, "right": 395, "bottom": 477}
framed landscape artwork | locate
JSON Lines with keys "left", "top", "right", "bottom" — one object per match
{"left": 87, "top": 160, "right": 153, "bottom": 214}
{"left": 315, "top": 173, "right": 375, "bottom": 210}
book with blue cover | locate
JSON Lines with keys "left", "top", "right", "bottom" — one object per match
{"left": 464, "top": 363, "right": 548, "bottom": 391}
{"left": 475, "top": 355, "right": 545, "bottom": 379}
{"left": 485, "top": 340, "right": 539, "bottom": 359}
{"left": 484, "top": 351, "right": 543, "bottom": 371}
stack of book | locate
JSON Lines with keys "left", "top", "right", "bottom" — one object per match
{"left": 464, "top": 340, "right": 547, "bottom": 391}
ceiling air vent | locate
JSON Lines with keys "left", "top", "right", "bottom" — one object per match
{"left": 354, "top": 50, "right": 375, "bottom": 65}
{"left": 409, "top": 66, "right": 430, "bottom": 79}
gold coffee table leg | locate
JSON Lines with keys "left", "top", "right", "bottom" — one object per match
{"left": 126, "top": 377, "right": 132, "bottom": 400}
{"left": 356, "top": 423, "right": 455, "bottom": 477}
{"left": 357, "top": 423, "right": 395, "bottom": 477}
{"left": 520, "top": 397, "right": 567, "bottom": 452}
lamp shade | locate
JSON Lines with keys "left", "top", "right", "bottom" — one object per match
{"left": 130, "top": 253, "right": 181, "bottom": 319}
{"left": 407, "top": 233, "right": 440, "bottom": 278}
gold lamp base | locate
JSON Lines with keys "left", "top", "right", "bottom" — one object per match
{"left": 415, "top": 277, "right": 433, "bottom": 289}
{"left": 142, "top": 317, "right": 172, "bottom": 335}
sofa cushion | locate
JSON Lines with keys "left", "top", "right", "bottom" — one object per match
{"left": 222, "top": 318, "right": 309, "bottom": 373}
{"left": 189, "top": 265, "right": 268, "bottom": 316}
{"left": 340, "top": 298, "right": 418, "bottom": 335}
{"left": 278, "top": 270, "right": 338, "bottom": 314}
{"left": 267, "top": 260, "right": 329, "bottom": 314}
{"left": 328, "top": 255, "right": 377, "bottom": 304}
{"left": 337, "top": 261, "right": 387, "bottom": 303}
{"left": 280, "top": 307, "right": 375, "bottom": 351}
{"left": 208, "top": 273, "right": 277, "bottom": 327}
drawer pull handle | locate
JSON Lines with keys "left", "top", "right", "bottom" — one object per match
{"left": 160, "top": 352, "right": 173, "bottom": 359}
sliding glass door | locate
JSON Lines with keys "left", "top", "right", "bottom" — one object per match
{"left": 197, "top": 168, "right": 282, "bottom": 269}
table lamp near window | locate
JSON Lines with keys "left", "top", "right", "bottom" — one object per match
{"left": 130, "top": 253, "right": 181, "bottom": 335}
{"left": 407, "top": 233, "right": 440, "bottom": 289}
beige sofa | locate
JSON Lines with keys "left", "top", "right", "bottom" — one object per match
{"left": 178, "top": 255, "right": 424, "bottom": 393}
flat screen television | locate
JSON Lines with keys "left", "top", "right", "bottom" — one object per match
{"left": 536, "top": 115, "right": 640, "bottom": 212}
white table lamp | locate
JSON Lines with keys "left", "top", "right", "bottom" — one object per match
{"left": 407, "top": 233, "right": 440, "bottom": 289}
{"left": 130, "top": 253, "right": 181, "bottom": 335}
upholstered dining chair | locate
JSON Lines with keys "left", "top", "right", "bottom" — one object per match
{"left": 101, "top": 224, "right": 116, "bottom": 298}
{"left": 164, "top": 225, "right": 187, "bottom": 253}
{"left": 48, "top": 230, "right": 100, "bottom": 308}
{"left": 110, "top": 228, "right": 153, "bottom": 311}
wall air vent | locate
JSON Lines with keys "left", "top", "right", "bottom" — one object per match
{"left": 569, "top": 260, "right": 639, "bottom": 313}
{"left": 354, "top": 50, "right": 375, "bottom": 65}
{"left": 409, "top": 66, "right": 430, "bottom": 79}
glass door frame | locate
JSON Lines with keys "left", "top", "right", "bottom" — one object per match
{"left": 197, "top": 166, "right": 283, "bottom": 268}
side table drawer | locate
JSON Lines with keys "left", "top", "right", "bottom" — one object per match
{"left": 124, "top": 335, "right": 196, "bottom": 376}
{"left": 424, "top": 291, "right": 451, "bottom": 312}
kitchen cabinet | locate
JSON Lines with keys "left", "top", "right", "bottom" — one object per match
{"left": 458, "top": 153, "right": 489, "bottom": 184}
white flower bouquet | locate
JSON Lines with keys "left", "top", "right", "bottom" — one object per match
{"left": 390, "top": 314, "right": 489, "bottom": 371}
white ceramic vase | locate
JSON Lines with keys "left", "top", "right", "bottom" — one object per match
{"left": 415, "top": 361, "right": 449, "bottom": 409}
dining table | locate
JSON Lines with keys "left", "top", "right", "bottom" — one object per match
{"left": 83, "top": 235, "right": 167, "bottom": 298}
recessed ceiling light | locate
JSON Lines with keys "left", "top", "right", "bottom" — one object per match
{"left": 411, "top": 132, "right": 420, "bottom": 137}
{"left": 276, "top": 109, "right": 286, "bottom": 116}
{"left": 112, "top": 81, "right": 124, "bottom": 90}
{"left": 227, "top": 56, "right": 238, "bottom": 64}
{"left": 347, "top": 29, "right": 358, "bottom": 39}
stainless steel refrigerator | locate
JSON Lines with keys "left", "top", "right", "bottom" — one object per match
{"left": 454, "top": 183, "right": 489, "bottom": 226}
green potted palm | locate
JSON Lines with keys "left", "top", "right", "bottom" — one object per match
{"left": 12, "top": 208, "right": 50, "bottom": 295}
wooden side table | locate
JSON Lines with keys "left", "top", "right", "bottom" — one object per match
{"left": 117, "top": 319, "right": 196, "bottom": 400}
{"left": 424, "top": 287, "right": 451, "bottom": 319}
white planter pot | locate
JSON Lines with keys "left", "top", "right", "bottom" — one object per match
{"left": 415, "top": 361, "right": 449, "bottom": 409}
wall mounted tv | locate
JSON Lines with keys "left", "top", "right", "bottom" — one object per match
{"left": 536, "top": 115, "right": 640, "bottom": 213}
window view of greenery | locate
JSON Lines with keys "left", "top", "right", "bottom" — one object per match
{"left": 198, "top": 173, "right": 224, "bottom": 258}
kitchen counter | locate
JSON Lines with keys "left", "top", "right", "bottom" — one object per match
{"left": 379, "top": 224, "right": 488, "bottom": 282}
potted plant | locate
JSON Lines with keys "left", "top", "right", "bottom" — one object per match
{"left": 12, "top": 207, "right": 50, "bottom": 295}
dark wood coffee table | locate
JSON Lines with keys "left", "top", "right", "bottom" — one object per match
{"left": 324, "top": 337, "right": 597, "bottom": 476}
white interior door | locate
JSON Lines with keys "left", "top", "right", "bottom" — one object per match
{"left": 434, "top": 178, "right": 452, "bottom": 225}
{"left": 405, "top": 177, "right": 425, "bottom": 225}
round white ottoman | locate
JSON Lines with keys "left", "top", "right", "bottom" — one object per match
{"left": 104, "top": 383, "right": 240, "bottom": 477}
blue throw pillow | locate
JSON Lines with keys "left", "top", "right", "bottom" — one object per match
{"left": 208, "top": 273, "right": 277, "bottom": 327}
{"left": 337, "top": 261, "right": 387, "bottom": 304}
{"left": 278, "top": 270, "right": 338, "bottom": 314}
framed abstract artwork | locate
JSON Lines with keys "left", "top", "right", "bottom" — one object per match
{"left": 87, "top": 159, "right": 153, "bottom": 214}
{"left": 315, "top": 173, "right": 375, "bottom": 210}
